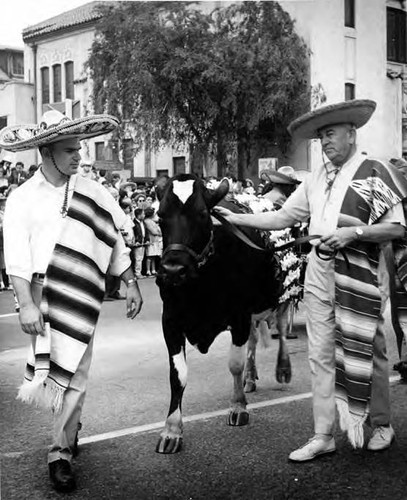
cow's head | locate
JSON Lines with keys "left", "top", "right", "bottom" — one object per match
{"left": 156, "top": 174, "right": 229, "bottom": 286}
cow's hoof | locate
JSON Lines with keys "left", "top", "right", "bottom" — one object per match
{"left": 244, "top": 380, "right": 257, "bottom": 393}
{"left": 276, "top": 366, "right": 292, "bottom": 384}
{"left": 155, "top": 436, "right": 183, "bottom": 454}
{"left": 227, "top": 409, "right": 249, "bottom": 426}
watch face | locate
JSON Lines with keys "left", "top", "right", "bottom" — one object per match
{"left": 356, "top": 228, "right": 363, "bottom": 236}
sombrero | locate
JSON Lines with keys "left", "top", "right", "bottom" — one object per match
{"left": 288, "top": 99, "right": 376, "bottom": 139}
{"left": 0, "top": 109, "right": 119, "bottom": 152}
{"left": 267, "top": 166, "right": 301, "bottom": 185}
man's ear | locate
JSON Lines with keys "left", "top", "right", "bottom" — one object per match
{"left": 40, "top": 145, "right": 52, "bottom": 159}
{"left": 349, "top": 126, "right": 357, "bottom": 145}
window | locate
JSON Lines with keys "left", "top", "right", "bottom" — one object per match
{"left": 344, "top": 0, "right": 355, "bottom": 28}
{"left": 53, "top": 64, "right": 62, "bottom": 102}
{"left": 345, "top": 83, "right": 355, "bottom": 101}
{"left": 95, "top": 142, "right": 105, "bottom": 161}
{"left": 387, "top": 7, "right": 407, "bottom": 63}
{"left": 41, "top": 67, "right": 50, "bottom": 105}
{"left": 0, "top": 116, "right": 7, "bottom": 130}
{"left": 11, "top": 53, "right": 24, "bottom": 75}
{"left": 173, "top": 156, "right": 186, "bottom": 175}
{"left": 65, "top": 61, "right": 74, "bottom": 100}
{"left": 123, "top": 139, "right": 134, "bottom": 170}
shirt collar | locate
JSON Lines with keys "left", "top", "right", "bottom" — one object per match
{"left": 33, "top": 168, "right": 77, "bottom": 190}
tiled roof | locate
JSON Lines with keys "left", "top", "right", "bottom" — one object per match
{"left": 22, "top": 1, "right": 110, "bottom": 41}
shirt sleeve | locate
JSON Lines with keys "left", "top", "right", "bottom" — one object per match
{"left": 3, "top": 192, "right": 33, "bottom": 281}
{"left": 272, "top": 181, "right": 311, "bottom": 227}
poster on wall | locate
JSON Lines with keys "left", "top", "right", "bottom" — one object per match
{"left": 258, "top": 158, "right": 278, "bottom": 177}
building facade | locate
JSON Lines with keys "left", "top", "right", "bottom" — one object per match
{"left": 15, "top": 0, "right": 407, "bottom": 179}
{"left": 283, "top": 0, "right": 407, "bottom": 172}
{"left": 0, "top": 45, "right": 35, "bottom": 167}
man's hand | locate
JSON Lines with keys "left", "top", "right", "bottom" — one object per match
{"left": 126, "top": 283, "right": 143, "bottom": 319}
{"left": 320, "top": 227, "right": 357, "bottom": 250}
{"left": 213, "top": 206, "right": 235, "bottom": 222}
{"left": 19, "top": 303, "right": 45, "bottom": 336}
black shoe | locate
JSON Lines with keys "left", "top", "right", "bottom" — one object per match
{"left": 109, "top": 291, "right": 125, "bottom": 300}
{"left": 49, "top": 459, "right": 76, "bottom": 492}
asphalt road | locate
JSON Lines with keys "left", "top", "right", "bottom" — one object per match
{"left": 1, "top": 279, "right": 407, "bottom": 500}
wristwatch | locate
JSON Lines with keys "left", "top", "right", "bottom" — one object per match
{"left": 355, "top": 227, "right": 364, "bottom": 239}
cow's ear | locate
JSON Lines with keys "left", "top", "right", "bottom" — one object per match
{"left": 206, "top": 178, "right": 229, "bottom": 209}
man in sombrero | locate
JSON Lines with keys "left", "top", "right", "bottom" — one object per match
{"left": 1, "top": 109, "right": 143, "bottom": 491}
{"left": 216, "top": 99, "right": 407, "bottom": 461}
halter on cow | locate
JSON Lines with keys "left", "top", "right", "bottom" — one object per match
{"left": 155, "top": 173, "right": 290, "bottom": 454}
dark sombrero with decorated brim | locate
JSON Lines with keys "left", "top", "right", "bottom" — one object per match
{"left": 287, "top": 99, "right": 376, "bottom": 139}
{"left": 0, "top": 109, "right": 119, "bottom": 152}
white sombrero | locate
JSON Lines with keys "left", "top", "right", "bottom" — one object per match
{"left": 287, "top": 99, "right": 376, "bottom": 139}
{"left": 0, "top": 109, "right": 119, "bottom": 152}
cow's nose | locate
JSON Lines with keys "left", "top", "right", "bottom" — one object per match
{"left": 161, "top": 262, "right": 186, "bottom": 277}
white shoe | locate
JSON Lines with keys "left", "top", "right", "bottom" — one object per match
{"left": 289, "top": 435, "right": 336, "bottom": 462}
{"left": 367, "top": 425, "right": 395, "bottom": 451}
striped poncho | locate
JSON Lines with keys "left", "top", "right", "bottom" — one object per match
{"left": 334, "top": 159, "right": 407, "bottom": 447}
{"left": 18, "top": 176, "right": 127, "bottom": 412}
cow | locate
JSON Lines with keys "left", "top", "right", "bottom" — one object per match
{"left": 155, "top": 173, "right": 291, "bottom": 454}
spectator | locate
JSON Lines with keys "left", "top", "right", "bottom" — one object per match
{"left": 144, "top": 207, "right": 162, "bottom": 276}
{"left": 78, "top": 158, "right": 96, "bottom": 180}
{"left": 0, "top": 154, "right": 13, "bottom": 187}
{"left": 133, "top": 208, "right": 149, "bottom": 278}
{"left": 27, "top": 164, "right": 38, "bottom": 179}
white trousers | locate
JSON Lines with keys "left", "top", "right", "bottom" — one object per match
{"left": 304, "top": 289, "right": 390, "bottom": 435}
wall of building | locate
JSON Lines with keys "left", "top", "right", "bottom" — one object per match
{"left": 282, "top": 0, "right": 392, "bottom": 171}
{"left": 24, "top": 27, "right": 115, "bottom": 167}
{"left": 0, "top": 80, "right": 35, "bottom": 167}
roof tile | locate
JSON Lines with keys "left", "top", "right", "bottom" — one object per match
{"left": 22, "top": 1, "right": 110, "bottom": 41}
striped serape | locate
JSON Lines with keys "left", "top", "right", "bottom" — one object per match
{"left": 18, "top": 176, "right": 126, "bottom": 412}
{"left": 335, "top": 159, "right": 407, "bottom": 447}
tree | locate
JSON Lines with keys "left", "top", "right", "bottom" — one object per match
{"left": 87, "top": 1, "right": 309, "bottom": 179}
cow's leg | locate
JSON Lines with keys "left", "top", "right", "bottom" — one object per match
{"left": 156, "top": 327, "right": 187, "bottom": 454}
{"left": 276, "top": 302, "right": 292, "bottom": 383}
{"left": 244, "top": 320, "right": 259, "bottom": 393}
{"left": 228, "top": 315, "right": 250, "bottom": 426}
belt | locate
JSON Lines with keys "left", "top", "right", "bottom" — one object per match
{"left": 32, "top": 273, "right": 45, "bottom": 279}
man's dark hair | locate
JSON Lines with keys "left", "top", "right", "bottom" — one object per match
{"left": 134, "top": 208, "right": 144, "bottom": 218}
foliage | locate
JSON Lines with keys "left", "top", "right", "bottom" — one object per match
{"left": 87, "top": 1, "right": 309, "bottom": 174}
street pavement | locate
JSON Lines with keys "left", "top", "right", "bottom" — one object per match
{"left": 1, "top": 278, "right": 407, "bottom": 500}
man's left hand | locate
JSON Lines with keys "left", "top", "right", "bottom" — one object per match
{"left": 320, "top": 227, "right": 357, "bottom": 250}
{"left": 126, "top": 283, "right": 143, "bottom": 319}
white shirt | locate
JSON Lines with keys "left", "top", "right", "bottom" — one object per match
{"left": 4, "top": 169, "right": 130, "bottom": 281}
{"left": 278, "top": 151, "right": 405, "bottom": 298}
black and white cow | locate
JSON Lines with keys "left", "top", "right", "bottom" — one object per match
{"left": 155, "top": 173, "right": 290, "bottom": 454}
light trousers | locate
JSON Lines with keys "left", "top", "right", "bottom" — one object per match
{"left": 304, "top": 289, "right": 390, "bottom": 435}
{"left": 133, "top": 246, "right": 145, "bottom": 276}
{"left": 31, "top": 275, "right": 94, "bottom": 463}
